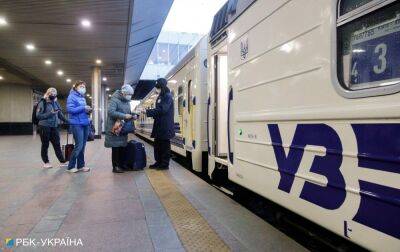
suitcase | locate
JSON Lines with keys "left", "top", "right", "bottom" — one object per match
{"left": 63, "top": 132, "right": 74, "bottom": 161}
{"left": 123, "top": 140, "right": 146, "bottom": 170}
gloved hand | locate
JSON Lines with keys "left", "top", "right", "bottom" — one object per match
{"left": 124, "top": 114, "right": 133, "bottom": 120}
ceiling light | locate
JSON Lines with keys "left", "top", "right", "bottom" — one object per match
{"left": 108, "top": 94, "right": 111, "bottom": 97}
{"left": 81, "top": 19, "right": 91, "bottom": 28}
{"left": 0, "top": 17, "right": 8, "bottom": 26}
{"left": 25, "top": 43, "right": 35, "bottom": 51}
{"left": 102, "top": 77, "right": 107, "bottom": 81}
{"left": 86, "top": 94, "right": 90, "bottom": 97}
{"left": 44, "top": 60, "right": 52, "bottom": 65}
{"left": 106, "top": 87, "right": 110, "bottom": 91}
{"left": 57, "top": 70, "right": 63, "bottom": 76}
{"left": 96, "top": 59, "right": 102, "bottom": 64}
{"left": 0, "top": 75, "right": 3, "bottom": 80}
{"left": 66, "top": 78, "right": 71, "bottom": 83}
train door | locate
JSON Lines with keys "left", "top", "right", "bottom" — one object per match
{"left": 213, "top": 53, "right": 229, "bottom": 158}
{"left": 186, "top": 79, "right": 195, "bottom": 150}
{"left": 177, "top": 86, "right": 184, "bottom": 138}
{"left": 184, "top": 71, "right": 195, "bottom": 150}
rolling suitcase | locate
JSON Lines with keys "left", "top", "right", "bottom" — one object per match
{"left": 123, "top": 140, "right": 146, "bottom": 170}
{"left": 63, "top": 132, "right": 74, "bottom": 161}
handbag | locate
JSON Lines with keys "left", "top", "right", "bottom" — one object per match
{"left": 121, "top": 120, "right": 135, "bottom": 135}
{"left": 87, "top": 122, "right": 95, "bottom": 141}
{"left": 111, "top": 119, "right": 123, "bottom": 135}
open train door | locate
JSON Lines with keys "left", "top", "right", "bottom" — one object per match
{"left": 207, "top": 45, "right": 230, "bottom": 182}
{"left": 214, "top": 53, "right": 229, "bottom": 159}
{"left": 208, "top": 44, "right": 229, "bottom": 169}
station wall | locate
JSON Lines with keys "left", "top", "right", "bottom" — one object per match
{"left": 0, "top": 83, "right": 33, "bottom": 135}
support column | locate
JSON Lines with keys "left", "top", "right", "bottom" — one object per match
{"left": 91, "top": 66, "right": 102, "bottom": 139}
{"left": 101, "top": 85, "right": 107, "bottom": 133}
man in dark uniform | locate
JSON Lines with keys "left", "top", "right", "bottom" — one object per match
{"left": 146, "top": 78, "right": 175, "bottom": 170}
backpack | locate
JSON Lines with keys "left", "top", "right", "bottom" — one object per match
{"left": 32, "top": 99, "right": 46, "bottom": 125}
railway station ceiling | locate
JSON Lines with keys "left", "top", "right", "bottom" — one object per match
{"left": 0, "top": 0, "right": 173, "bottom": 95}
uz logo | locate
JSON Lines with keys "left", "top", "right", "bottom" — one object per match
{"left": 268, "top": 124, "right": 346, "bottom": 210}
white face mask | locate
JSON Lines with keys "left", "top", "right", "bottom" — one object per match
{"left": 124, "top": 95, "right": 132, "bottom": 101}
{"left": 77, "top": 87, "right": 86, "bottom": 95}
{"left": 155, "top": 88, "right": 161, "bottom": 94}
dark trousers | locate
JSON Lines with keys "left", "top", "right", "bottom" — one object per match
{"left": 154, "top": 139, "right": 171, "bottom": 167}
{"left": 112, "top": 147, "right": 125, "bottom": 168}
{"left": 39, "top": 126, "right": 65, "bottom": 163}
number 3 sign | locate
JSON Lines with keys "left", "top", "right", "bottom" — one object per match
{"left": 350, "top": 18, "right": 400, "bottom": 86}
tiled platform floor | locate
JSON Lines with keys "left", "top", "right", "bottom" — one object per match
{"left": 0, "top": 133, "right": 306, "bottom": 251}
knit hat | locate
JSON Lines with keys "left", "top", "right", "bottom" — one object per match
{"left": 121, "top": 84, "right": 134, "bottom": 95}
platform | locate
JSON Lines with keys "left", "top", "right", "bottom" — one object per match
{"left": 0, "top": 133, "right": 306, "bottom": 251}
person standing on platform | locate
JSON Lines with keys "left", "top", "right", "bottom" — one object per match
{"left": 66, "top": 80, "right": 91, "bottom": 173}
{"left": 36, "top": 87, "right": 69, "bottom": 169}
{"left": 105, "top": 84, "right": 135, "bottom": 173}
{"left": 145, "top": 78, "right": 175, "bottom": 170}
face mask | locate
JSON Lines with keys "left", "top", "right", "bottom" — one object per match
{"left": 124, "top": 95, "right": 132, "bottom": 101}
{"left": 155, "top": 88, "right": 161, "bottom": 94}
{"left": 77, "top": 87, "right": 86, "bottom": 95}
{"left": 49, "top": 95, "right": 56, "bottom": 101}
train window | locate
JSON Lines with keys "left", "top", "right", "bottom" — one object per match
{"left": 337, "top": 0, "right": 400, "bottom": 91}
{"left": 227, "top": 0, "right": 238, "bottom": 15}
{"left": 339, "top": 0, "right": 374, "bottom": 15}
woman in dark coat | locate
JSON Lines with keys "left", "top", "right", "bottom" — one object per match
{"left": 105, "top": 84, "right": 135, "bottom": 173}
{"left": 146, "top": 78, "right": 175, "bottom": 170}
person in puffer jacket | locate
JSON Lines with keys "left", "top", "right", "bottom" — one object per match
{"left": 66, "top": 80, "right": 92, "bottom": 173}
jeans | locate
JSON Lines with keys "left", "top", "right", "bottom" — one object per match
{"left": 39, "top": 126, "right": 65, "bottom": 163}
{"left": 68, "top": 125, "right": 89, "bottom": 170}
{"left": 154, "top": 139, "right": 171, "bottom": 167}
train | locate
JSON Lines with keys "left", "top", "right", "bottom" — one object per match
{"left": 135, "top": 0, "right": 400, "bottom": 251}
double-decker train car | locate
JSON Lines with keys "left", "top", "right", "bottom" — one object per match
{"left": 137, "top": 0, "right": 400, "bottom": 250}
{"left": 135, "top": 36, "right": 209, "bottom": 172}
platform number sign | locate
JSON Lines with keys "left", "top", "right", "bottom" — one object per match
{"left": 350, "top": 18, "right": 400, "bottom": 85}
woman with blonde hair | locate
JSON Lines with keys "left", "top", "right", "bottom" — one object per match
{"left": 66, "top": 81, "right": 92, "bottom": 173}
{"left": 36, "top": 87, "right": 69, "bottom": 168}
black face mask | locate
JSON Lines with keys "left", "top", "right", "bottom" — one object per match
{"left": 49, "top": 95, "right": 56, "bottom": 101}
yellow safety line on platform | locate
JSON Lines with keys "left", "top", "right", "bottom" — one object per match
{"left": 146, "top": 169, "right": 230, "bottom": 252}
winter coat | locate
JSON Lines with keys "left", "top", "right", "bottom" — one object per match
{"left": 66, "top": 89, "right": 90, "bottom": 126}
{"left": 36, "top": 99, "right": 68, "bottom": 128}
{"left": 146, "top": 91, "right": 175, "bottom": 140}
{"left": 104, "top": 90, "right": 132, "bottom": 148}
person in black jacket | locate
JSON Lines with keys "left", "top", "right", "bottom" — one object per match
{"left": 146, "top": 78, "right": 175, "bottom": 170}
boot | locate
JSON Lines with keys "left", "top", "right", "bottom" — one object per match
{"left": 149, "top": 163, "right": 159, "bottom": 169}
{"left": 156, "top": 164, "right": 169, "bottom": 170}
{"left": 113, "top": 166, "right": 124, "bottom": 173}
